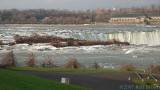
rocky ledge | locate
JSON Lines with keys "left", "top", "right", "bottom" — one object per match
{"left": 12, "top": 34, "right": 130, "bottom": 47}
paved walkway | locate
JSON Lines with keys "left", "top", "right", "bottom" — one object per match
{"left": 19, "top": 71, "right": 132, "bottom": 90}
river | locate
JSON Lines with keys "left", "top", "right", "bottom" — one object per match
{"left": 0, "top": 24, "right": 160, "bottom": 68}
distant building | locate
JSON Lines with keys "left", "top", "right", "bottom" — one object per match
{"left": 148, "top": 16, "right": 160, "bottom": 25}
{"left": 109, "top": 17, "right": 145, "bottom": 24}
{"left": 109, "top": 16, "right": 160, "bottom": 25}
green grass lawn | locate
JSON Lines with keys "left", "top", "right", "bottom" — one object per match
{"left": 0, "top": 69, "right": 87, "bottom": 90}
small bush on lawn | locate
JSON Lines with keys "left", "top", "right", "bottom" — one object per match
{"left": 93, "top": 61, "right": 100, "bottom": 69}
{"left": 26, "top": 52, "right": 36, "bottom": 67}
{"left": 0, "top": 50, "right": 15, "bottom": 68}
{"left": 0, "top": 40, "right": 2, "bottom": 45}
{"left": 148, "top": 65, "right": 160, "bottom": 74}
{"left": 120, "top": 64, "right": 136, "bottom": 72}
{"left": 42, "top": 56, "right": 55, "bottom": 68}
{"left": 64, "top": 57, "right": 80, "bottom": 69}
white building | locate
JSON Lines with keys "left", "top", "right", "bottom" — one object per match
{"left": 149, "top": 16, "right": 160, "bottom": 25}
{"left": 109, "top": 17, "right": 145, "bottom": 24}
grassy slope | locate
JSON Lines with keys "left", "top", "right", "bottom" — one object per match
{"left": 0, "top": 69, "right": 87, "bottom": 90}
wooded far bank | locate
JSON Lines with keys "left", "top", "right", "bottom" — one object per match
{"left": 0, "top": 5, "right": 160, "bottom": 24}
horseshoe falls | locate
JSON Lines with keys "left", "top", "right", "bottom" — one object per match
{"left": 58, "top": 30, "right": 160, "bottom": 46}
{"left": 108, "top": 31, "right": 160, "bottom": 46}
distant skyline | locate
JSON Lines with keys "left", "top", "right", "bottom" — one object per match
{"left": 0, "top": 0, "right": 160, "bottom": 10}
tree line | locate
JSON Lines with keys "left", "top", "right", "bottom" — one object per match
{"left": 0, "top": 5, "right": 160, "bottom": 24}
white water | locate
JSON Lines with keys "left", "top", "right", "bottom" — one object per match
{"left": 103, "top": 31, "right": 160, "bottom": 46}
{"left": 50, "top": 30, "right": 160, "bottom": 46}
{"left": 0, "top": 25, "right": 160, "bottom": 67}
{"left": 1, "top": 24, "right": 160, "bottom": 46}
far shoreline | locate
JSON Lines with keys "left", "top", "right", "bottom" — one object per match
{"left": 0, "top": 23, "right": 156, "bottom": 26}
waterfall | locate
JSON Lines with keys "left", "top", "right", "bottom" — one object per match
{"left": 54, "top": 30, "right": 160, "bottom": 46}
{"left": 107, "top": 31, "right": 160, "bottom": 46}
{"left": 1, "top": 25, "right": 160, "bottom": 46}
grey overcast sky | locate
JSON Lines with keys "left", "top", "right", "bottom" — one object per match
{"left": 0, "top": 0, "right": 160, "bottom": 10}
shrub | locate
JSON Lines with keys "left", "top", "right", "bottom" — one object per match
{"left": 26, "top": 52, "right": 35, "bottom": 67}
{"left": 0, "top": 40, "right": 2, "bottom": 45}
{"left": 93, "top": 61, "right": 100, "bottom": 69}
{"left": 64, "top": 57, "right": 80, "bottom": 69}
{"left": 148, "top": 65, "right": 160, "bottom": 74}
{"left": 42, "top": 56, "right": 55, "bottom": 68}
{"left": 0, "top": 50, "right": 15, "bottom": 68}
{"left": 120, "top": 64, "right": 136, "bottom": 72}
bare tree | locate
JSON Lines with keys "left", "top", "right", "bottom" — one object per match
{"left": 147, "top": 65, "right": 160, "bottom": 74}
{"left": 93, "top": 61, "right": 100, "bottom": 69}
{"left": 26, "top": 52, "right": 35, "bottom": 67}
{"left": 42, "top": 55, "right": 55, "bottom": 68}
{"left": 0, "top": 50, "right": 15, "bottom": 68}
{"left": 0, "top": 40, "right": 3, "bottom": 48}
{"left": 0, "top": 40, "right": 2, "bottom": 45}
{"left": 120, "top": 64, "right": 136, "bottom": 72}
{"left": 64, "top": 57, "right": 80, "bottom": 69}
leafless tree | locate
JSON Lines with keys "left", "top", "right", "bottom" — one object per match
{"left": 42, "top": 55, "right": 55, "bottom": 68}
{"left": 0, "top": 40, "right": 2, "bottom": 45}
{"left": 120, "top": 64, "right": 136, "bottom": 72}
{"left": 0, "top": 50, "right": 15, "bottom": 68}
{"left": 26, "top": 52, "right": 36, "bottom": 67}
{"left": 64, "top": 57, "right": 80, "bottom": 69}
{"left": 147, "top": 65, "right": 160, "bottom": 74}
{"left": 93, "top": 61, "right": 100, "bottom": 69}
